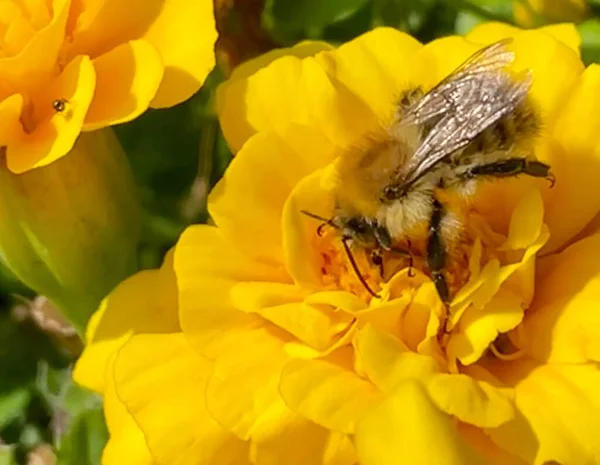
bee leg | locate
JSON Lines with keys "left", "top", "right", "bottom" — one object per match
{"left": 461, "top": 158, "right": 553, "bottom": 184}
{"left": 428, "top": 198, "right": 451, "bottom": 304}
{"left": 370, "top": 249, "right": 385, "bottom": 278}
{"left": 373, "top": 225, "right": 414, "bottom": 276}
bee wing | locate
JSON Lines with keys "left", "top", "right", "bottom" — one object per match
{"left": 401, "top": 72, "right": 532, "bottom": 187}
{"left": 393, "top": 38, "right": 532, "bottom": 188}
{"left": 399, "top": 38, "right": 515, "bottom": 127}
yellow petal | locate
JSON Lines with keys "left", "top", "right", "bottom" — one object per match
{"left": 216, "top": 42, "right": 333, "bottom": 151}
{"left": 114, "top": 332, "right": 251, "bottom": 465}
{"left": 282, "top": 168, "right": 335, "bottom": 288}
{"left": 500, "top": 188, "right": 544, "bottom": 251}
{"left": 464, "top": 28, "right": 583, "bottom": 125}
{"left": 216, "top": 52, "right": 369, "bottom": 153}
{"left": 0, "top": 94, "right": 24, "bottom": 146}
{"left": 353, "top": 324, "right": 439, "bottom": 392}
{"left": 543, "top": 64, "right": 600, "bottom": 252}
{"left": 250, "top": 417, "right": 356, "bottom": 465}
{"left": 83, "top": 40, "right": 163, "bottom": 131}
{"left": 2, "top": 5, "right": 36, "bottom": 56}
{"left": 520, "top": 233, "right": 600, "bottom": 363}
{"left": 499, "top": 30, "right": 583, "bottom": 125}
{"left": 143, "top": 0, "right": 216, "bottom": 107}
{"left": 355, "top": 379, "right": 492, "bottom": 465}
{"left": 314, "top": 27, "right": 422, "bottom": 124}
{"left": 412, "top": 36, "right": 481, "bottom": 92}
{"left": 175, "top": 225, "right": 285, "bottom": 359}
{"left": 458, "top": 423, "right": 529, "bottom": 465}
{"left": 489, "top": 360, "right": 600, "bottom": 465}
{"left": 427, "top": 373, "right": 515, "bottom": 428}
{"left": 102, "top": 354, "right": 155, "bottom": 465}
{"left": 0, "top": 0, "right": 70, "bottom": 87}
{"left": 538, "top": 24, "right": 582, "bottom": 53}
{"left": 66, "top": 0, "right": 174, "bottom": 60}
{"left": 73, "top": 252, "right": 179, "bottom": 394}
{"left": 204, "top": 326, "right": 293, "bottom": 440}
{"left": 7, "top": 54, "right": 96, "bottom": 173}
{"left": 208, "top": 124, "right": 337, "bottom": 265}
{"left": 225, "top": 41, "right": 333, "bottom": 84}
{"left": 231, "top": 282, "right": 308, "bottom": 311}
{"left": 448, "top": 289, "right": 524, "bottom": 366}
{"left": 466, "top": 22, "right": 581, "bottom": 56}
{"left": 232, "top": 282, "right": 353, "bottom": 352}
{"left": 279, "top": 357, "right": 380, "bottom": 434}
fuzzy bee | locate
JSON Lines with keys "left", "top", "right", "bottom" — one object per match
{"left": 304, "top": 38, "right": 554, "bottom": 302}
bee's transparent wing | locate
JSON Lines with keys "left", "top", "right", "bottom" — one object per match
{"left": 395, "top": 39, "right": 531, "bottom": 188}
{"left": 402, "top": 72, "right": 532, "bottom": 187}
{"left": 399, "top": 38, "right": 515, "bottom": 127}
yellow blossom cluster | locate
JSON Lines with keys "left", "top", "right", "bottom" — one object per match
{"left": 0, "top": 0, "right": 216, "bottom": 173}
{"left": 75, "top": 20, "right": 600, "bottom": 465}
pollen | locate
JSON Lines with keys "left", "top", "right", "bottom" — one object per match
{"left": 310, "top": 225, "right": 475, "bottom": 305}
{"left": 311, "top": 228, "right": 385, "bottom": 300}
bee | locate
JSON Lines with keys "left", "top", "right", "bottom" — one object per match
{"left": 303, "top": 39, "right": 554, "bottom": 302}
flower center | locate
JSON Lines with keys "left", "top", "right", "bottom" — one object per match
{"left": 313, "top": 225, "right": 480, "bottom": 305}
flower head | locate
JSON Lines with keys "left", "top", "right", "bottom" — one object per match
{"left": 76, "top": 23, "right": 600, "bottom": 465}
{"left": 0, "top": 0, "right": 217, "bottom": 173}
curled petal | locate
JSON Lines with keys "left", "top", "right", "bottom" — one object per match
{"left": 8, "top": 54, "right": 96, "bottom": 173}
{"left": 84, "top": 40, "right": 163, "bottom": 131}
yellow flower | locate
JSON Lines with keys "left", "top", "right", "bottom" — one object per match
{"left": 514, "top": 0, "right": 589, "bottom": 27}
{"left": 76, "top": 22, "right": 600, "bottom": 465}
{"left": 0, "top": 0, "right": 217, "bottom": 173}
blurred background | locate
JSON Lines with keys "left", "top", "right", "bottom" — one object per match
{"left": 0, "top": 0, "right": 598, "bottom": 463}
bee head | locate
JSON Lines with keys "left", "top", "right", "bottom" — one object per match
{"left": 300, "top": 210, "right": 379, "bottom": 247}
{"left": 339, "top": 216, "right": 379, "bottom": 248}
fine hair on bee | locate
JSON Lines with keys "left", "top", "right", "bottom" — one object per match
{"left": 303, "top": 38, "right": 554, "bottom": 303}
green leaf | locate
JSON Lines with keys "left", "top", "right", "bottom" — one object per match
{"left": 578, "top": 19, "right": 600, "bottom": 65}
{"left": 455, "top": 10, "right": 486, "bottom": 35}
{"left": 0, "top": 445, "right": 18, "bottom": 465}
{"left": 452, "top": 0, "right": 514, "bottom": 31}
{"left": 264, "top": 0, "right": 370, "bottom": 40}
{"left": 0, "top": 389, "right": 30, "bottom": 429}
{"left": 56, "top": 407, "right": 108, "bottom": 465}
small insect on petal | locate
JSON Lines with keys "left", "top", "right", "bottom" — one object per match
{"left": 52, "top": 98, "right": 69, "bottom": 113}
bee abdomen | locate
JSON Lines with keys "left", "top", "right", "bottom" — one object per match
{"left": 461, "top": 99, "right": 539, "bottom": 157}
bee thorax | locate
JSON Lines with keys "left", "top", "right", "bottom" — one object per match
{"left": 377, "top": 188, "right": 433, "bottom": 239}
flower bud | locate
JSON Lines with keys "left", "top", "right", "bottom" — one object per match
{"left": 0, "top": 129, "right": 141, "bottom": 333}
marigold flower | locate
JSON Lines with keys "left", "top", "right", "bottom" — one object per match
{"left": 0, "top": 0, "right": 217, "bottom": 173}
{"left": 76, "top": 23, "right": 600, "bottom": 465}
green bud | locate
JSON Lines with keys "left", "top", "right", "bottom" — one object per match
{"left": 0, "top": 129, "right": 141, "bottom": 334}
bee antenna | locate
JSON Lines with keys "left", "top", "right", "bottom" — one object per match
{"left": 342, "top": 237, "right": 380, "bottom": 299}
{"left": 300, "top": 210, "right": 338, "bottom": 236}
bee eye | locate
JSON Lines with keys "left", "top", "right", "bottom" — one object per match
{"left": 382, "top": 185, "right": 400, "bottom": 201}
